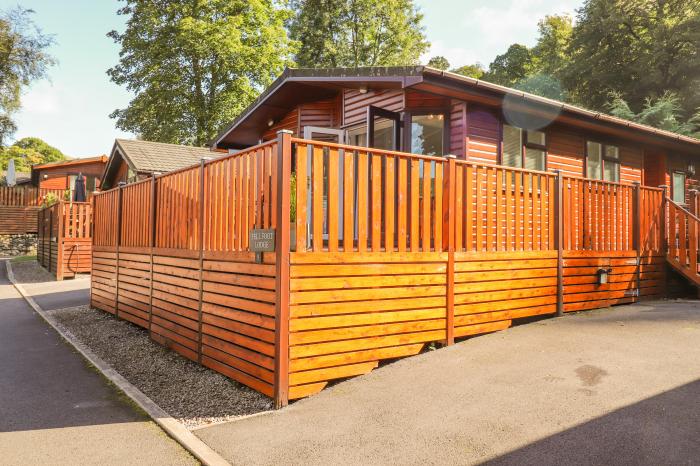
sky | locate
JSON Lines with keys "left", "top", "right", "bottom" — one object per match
{"left": 3, "top": 0, "right": 582, "bottom": 158}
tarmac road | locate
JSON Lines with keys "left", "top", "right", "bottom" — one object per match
{"left": 196, "top": 300, "right": 700, "bottom": 465}
{"left": 0, "top": 260, "right": 196, "bottom": 465}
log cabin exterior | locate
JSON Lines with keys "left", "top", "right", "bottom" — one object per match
{"left": 212, "top": 67, "right": 700, "bottom": 205}
{"left": 101, "top": 139, "right": 224, "bottom": 189}
{"left": 90, "top": 67, "right": 700, "bottom": 408}
{"left": 32, "top": 155, "right": 108, "bottom": 195}
{"left": 0, "top": 157, "right": 106, "bottom": 236}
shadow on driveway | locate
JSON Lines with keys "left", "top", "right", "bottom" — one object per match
{"left": 487, "top": 378, "right": 700, "bottom": 465}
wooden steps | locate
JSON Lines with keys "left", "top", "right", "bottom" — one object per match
{"left": 665, "top": 199, "right": 700, "bottom": 286}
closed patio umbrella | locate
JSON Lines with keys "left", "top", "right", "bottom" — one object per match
{"left": 73, "top": 173, "right": 86, "bottom": 202}
{"left": 6, "top": 159, "right": 16, "bottom": 186}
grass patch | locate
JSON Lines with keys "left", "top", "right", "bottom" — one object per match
{"left": 11, "top": 255, "right": 37, "bottom": 263}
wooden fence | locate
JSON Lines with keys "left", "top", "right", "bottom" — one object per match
{"left": 90, "top": 131, "right": 667, "bottom": 407}
{"left": 37, "top": 201, "right": 93, "bottom": 280}
{"left": 0, "top": 186, "right": 67, "bottom": 235}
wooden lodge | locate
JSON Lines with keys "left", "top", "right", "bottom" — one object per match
{"left": 0, "top": 156, "right": 106, "bottom": 236}
{"left": 89, "top": 67, "right": 700, "bottom": 408}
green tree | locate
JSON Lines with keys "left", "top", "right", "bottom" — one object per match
{"left": 450, "top": 63, "right": 485, "bottom": 79}
{"left": 108, "top": 0, "right": 295, "bottom": 146}
{"left": 516, "top": 73, "right": 567, "bottom": 101}
{"left": 427, "top": 56, "right": 449, "bottom": 70}
{"left": 0, "top": 7, "right": 55, "bottom": 146}
{"left": 290, "top": 0, "right": 429, "bottom": 67}
{"left": 0, "top": 137, "right": 66, "bottom": 172}
{"left": 563, "top": 0, "right": 700, "bottom": 114}
{"left": 483, "top": 44, "right": 536, "bottom": 87}
{"left": 608, "top": 91, "right": 700, "bottom": 137}
{"left": 532, "top": 14, "right": 573, "bottom": 77}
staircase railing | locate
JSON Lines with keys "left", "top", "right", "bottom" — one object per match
{"left": 666, "top": 197, "right": 700, "bottom": 284}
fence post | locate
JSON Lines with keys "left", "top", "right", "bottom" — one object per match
{"left": 148, "top": 175, "right": 157, "bottom": 335}
{"left": 660, "top": 185, "right": 668, "bottom": 256}
{"left": 115, "top": 184, "right": 124, "bottom": 319}
{"left": 444, "top": 155, "right": 456, "bottom": 346}
{"left": 48, "top": 206, "right": 53, "bottom": 274}
{"left": 274, "top": 130, "right": 293, "bottom": 408}
{"left": 56, "top": 202, "right": 65, "bottom": 281}
{"left": 196, "top": 159, "right": 207, "bottom": 364}
{"left": 555, "top": 170, "right": 564, "bottom": 316}
{"left": 633, "top": 182, "right": 642, "bottom": 300}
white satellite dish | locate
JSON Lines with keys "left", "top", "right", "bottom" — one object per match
{"left": 6, "top": 159, "right": 16, "bottom": 187}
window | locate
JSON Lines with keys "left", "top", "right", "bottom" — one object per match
{"left": 673, "top": 171, "right": 686, "bottom": 204}
{"left": 86, "top": 176, "right": 96, "bottom": 192}
{"left": 502, "top": 125, "right": 546, "bottom": 171}
{"left": 410, "top": 114, "right": 445, "bottom": 156}
{"left": 587, "top": 141, "right": 619, "bottom": 182}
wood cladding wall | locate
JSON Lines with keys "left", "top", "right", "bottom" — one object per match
{"left": 343, "top": 89, "right": 403, "bottom": 126}
{"left": 251, "top": 88, "right": 662, "bottom": 190}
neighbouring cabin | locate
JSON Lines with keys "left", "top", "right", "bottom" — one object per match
{"left": 0, "top": 157, "right": 105, "bottom": 239}
{"left": 37, "top": 201, "right": 93, "bottom": 280}
{"left": 32, "top": 155, "right": 108, "bottom": 196}
{"left": 100, "top": 139, "right": 224, "bottom": 190}
{"left": 89, "top": 67, "right": 700, "bottom": 408}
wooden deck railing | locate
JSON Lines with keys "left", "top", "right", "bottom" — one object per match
{"left": 89, "top": 131, "right": 670, "bottom": 407}
{"left": 37, "top": 201, "right": 93, "bottom": 280}
{"left": 666, "top": 198, "right": 700, "bottom": 284}
{"left": 0, "top": 185, "right": 68, "bottom": 206}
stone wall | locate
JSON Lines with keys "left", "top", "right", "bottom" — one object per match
{"left": 0, "top": 234, "right": 37, "bottom": 257}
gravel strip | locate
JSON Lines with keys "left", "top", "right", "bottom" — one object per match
{"left": 11, "top": 260, "right": 56, "bottom": 284}
{"left": 48, "top": 305, "right": 273, "bottom": 429}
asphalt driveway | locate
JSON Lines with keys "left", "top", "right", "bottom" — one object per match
{"left": 0, "top": 260, "right": 196, "bottom": 465}
{"left": 196, "top": 301, "right": 700, "bottom": 465}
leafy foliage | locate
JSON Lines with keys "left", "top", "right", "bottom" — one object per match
{"left": 108, "top": 0, "right": 296, "bottom": 146}
{"left": 290, "top": 0, "right": 429, "bottom": 67}
{"left": 427, "top": 55, "right": 449, "bottom": 70}
{"left": 0, "top": 136, "right": 66, "bottom": 172}
{"left": 0, "top": 7, "right": 55, "bottom": 146}
{"left": 444, "top": 3, "right": 700, "bottom": 136}
{"left": 563, "top": 0, "right": 700, "bottom": 116}
{"left": 608, "top": 92, "right": 700, "bottom": 137}
{"left": 450, "top": 63, "right": 485, "bottom": 79}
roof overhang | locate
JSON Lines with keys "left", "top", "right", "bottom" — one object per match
{"left": 101, "top": 141, "right": 138, "bottom": 190}
{"left": 211, "top": 67, "right": 424, "bottom": 149}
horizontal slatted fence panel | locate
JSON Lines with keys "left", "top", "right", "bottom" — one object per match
{"left": 287, "top": 251, "right": 448, "bottom": 399}
{"left": 149, "top": 252, "right": 198, "bottom": 361}
{"left": 91, "top": 247, "right": 118, "bottom": 313}
{"left": 200, "top": 251, "right": 277, "bottom": 397}
{"left": 61, "top": 240, "right": 92, "bottom": 277}
{"left": 454, "top": 251, "right": 558, "bottom": 333}
{"left": 0, "top": 206, "right": 39, "bottom": 234}
{"left": 562, "top": 250, "right": 665, "bottom": 311}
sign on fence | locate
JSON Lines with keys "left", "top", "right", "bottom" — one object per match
{"left": 250, "top": 229, "right": 275, "bottom": 263}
